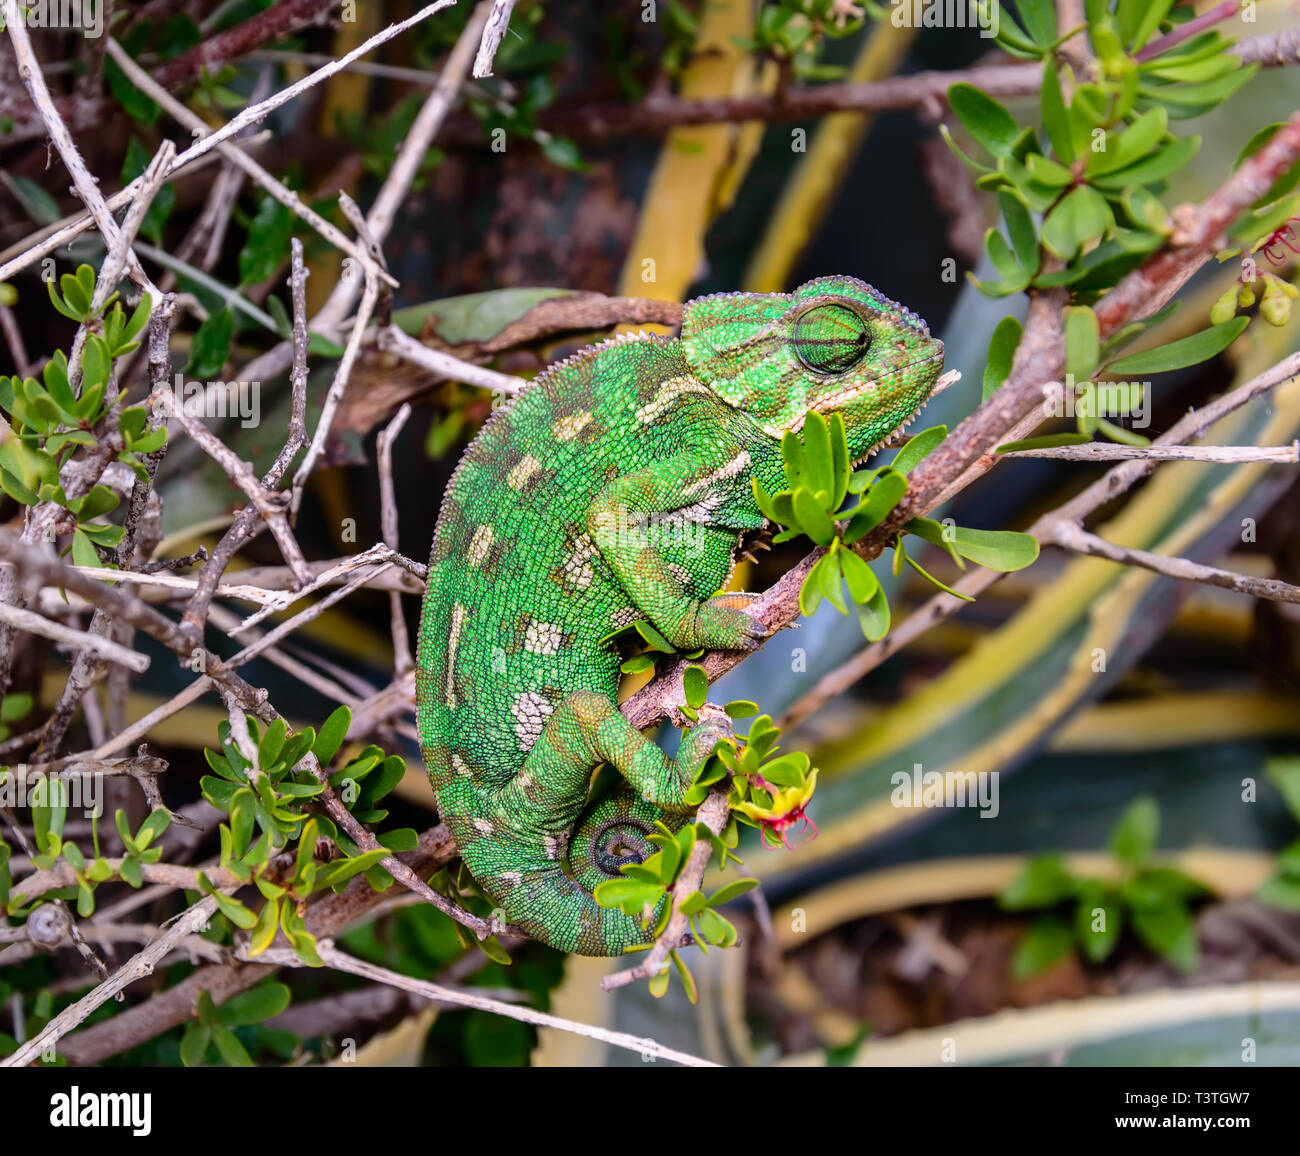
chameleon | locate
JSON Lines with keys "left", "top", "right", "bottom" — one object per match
{"left": 415, "top": 275, "right": 944, "bottom": 955}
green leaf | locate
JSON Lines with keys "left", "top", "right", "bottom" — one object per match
{"left": 1231, "top": 193, "right": 1300, "bottom": 246}
{"left": 1109, "top": 796, "right": 1158, "bottom": 866}
{"left": 951, "top": 527, "right": 1039, "bottom": 571}
{"left": 238, "top": 197, "right": 293, "bottom": 287}
{"left": 1256, "top": 876, "right": 1300, "bottom": 912}
{"left": 216, "top": 982, "right": 291, "bottom": 1027}
{"left": 801, "top": 411, "right": 834, "bottom": 503}
{"left": 1130, "top": 900, "right": 1198, "bottom": 973}
{"left": 1266, "top": 757, "right": 1300, "bottom": 825}
{"left": 1000, "top": 855, "right": 1077, "bottom": 909}
{"left": 1064, "top": 305, "right": 1100, "bottom": 382}
{"left": 839, "top": 548, "right": 880, "bottom": 605}
{"left": 707, "top": 878, "right": 759, "bottom": 907}
{"left": 948, "top": 83, "right": 1021, "bottom": 158}
{"left": 1090, "top": 134, "right": 1200, "bottom": 190}
{"left": 1041, "top": 186, "right": 1114, "bottom": 260}
{"left": 1087, "top": 106, "right": 1169, "bottom": 177}
{"left": 184, "top": 308, "right": 234, "bottom": 378}
{"left": 982, "top": 316, "right": 1023, "bottom": 400}
{"left": 683, "top": 664, "right": 708, "bottom": 711}
{"left": 792, "top": 486, "right": 836, "bottom": 546}
{"left": 1040, "top": 62, "right": 1074, "bottom": 163}
{"left": 1, "top": 173, "right": 60, "bottom": 224}
{"left": 998, "top": 190, "right": 1038, "bottom": 272}
{"left": 1014, "top": 0, "right": 1056, "bottom": 46}
{"left": 75, "top": 485, "right": 119, "bottom": 523}
{"left": 696, "top": 906, "right": 738, "bottom": 947}
{"left": 105, "top": 53, "right": 160, "bottom": 124}
{"left": 1104, "top": 318, "right": 1248, "bottom": 375}
{"left": 1123, "top": 0, "right": 1173, "bottom": 49}
{"left": 842, "top": 469, "right": 905, "bottom": 542}
{"left": 313, "top": 706, "right": 351, "bottom": 767}
{"left": 71, "top": 529, "right": 100, "bottom": 569}
{"left": 119, "top": 854, "right": 143, "bottom": 889}
{"left": 211, "top": 1025, "right": 253, "bottom": 1067}
{"left": 855, "top": 582, "right": 891, "bottom": 641}
{"left": 1011, "top": 914, "right": 1075, "bottom": 980}
{"left": 211, "top": 890, "right": 258, "bottom": 930}
{"left": 999, "top": 433, "right": 1092, "bottom": 452}
{"left": 891, "top": 426, "right": 946, "bottom": 475}
{"left": 1074, "top": 881, "right": 1123, "bottom": 963}
{"left": 180, "top": 1022, "right": 210, "bottom": 1067}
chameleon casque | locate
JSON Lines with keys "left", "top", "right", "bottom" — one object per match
{"left": 416, "top": 275, "right": 943, "bottom": 955}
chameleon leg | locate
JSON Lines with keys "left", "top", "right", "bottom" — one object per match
{"left": 473, "top": 693, "right": 731, "bottom": 955}
{"left": 496, "top": 689, "right": 731, "bottom": 821}
{"left": 588, "top": 451, "right": 766, "bottom": 652}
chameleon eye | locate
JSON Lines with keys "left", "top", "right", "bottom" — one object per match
{"left": 792, "top": 303, "right": 872, "bottom": 375}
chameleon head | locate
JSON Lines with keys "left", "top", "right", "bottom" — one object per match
{"left": 680, "top": 274, "right": 944, "bottom": 460}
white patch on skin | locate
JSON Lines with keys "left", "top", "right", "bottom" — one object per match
{"left": 472, "top": 818, "right": 494, "bottom": 835}
{"left": 672, "top": 490, "right": 725, "bottom": 527}
{"left": 445, "top": 604, "right": 467, "bottom": 709}
{"left": 610, "top": 605, "right": 642, "bottom": 629}
{"left": 467, "top": 524, "right": 495, "bottom": 566}
{"left": 524, "top": 619, "right": 563, "bottom": 655}
{"left": 543, "top": 835, "right": 560, "bottom": 860}
{"left": 561, "top": 533, "right": 596, "bottom": 590}
{"left": 452, "top": 753, "right": 473, "bottom": 778}
{"left": 635, "top": 375, "right": 711, "bottom": 424}
{"left": 508, "top": 454, "right": 543, "bottom": 491}
{"left": 667, "top": 564, "right": 694, "bottom": 587}
{"left": 511, "top": 692, "right": 554, "bottom": 752}
{"left": 500, "top": 870, "right": 522, "bottom": 885}
{"left": 552, "top": 411, "right": 592, "bottom": 441}
{"left": 516, "top": 773, "right": 534, "bottom": 791}
{"left": 682, "top": 450, "right": 751, "bottom": 496}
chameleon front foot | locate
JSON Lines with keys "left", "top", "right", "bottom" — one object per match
{"left": 677, "top": 591, "right": 769, "bottom": 652}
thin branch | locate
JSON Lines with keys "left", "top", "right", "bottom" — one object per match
{"left": 0, "top": 603, "right": 150, "bottom": 672}
{"left": 377, "top": 404, "right": 414, "bottom": 675}
{"left": 1, "top": 896, "right": 221, "bottom": 1067}
{"left": 101, "top": 38, "right": 396, "bottom": 290}
{"left": 0, "top": 0, "right": 456, "bottom": 285}
{"left": 1003, "top": 441, "right": 1299, "bottom": 462}
{"left": 377, "top": 325, "right": 530, "bottom": 394}
{"left": 252, "top": 941, "right": 716, "bottom": 1067}
{"left": 472, "top": 0, "right": 519, "bottom": 78}
{"left": 1043, "top": 520, "right": 1300, "bottom": 605}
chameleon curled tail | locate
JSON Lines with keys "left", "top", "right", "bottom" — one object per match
{"left": 418, "top": 669, "right": 738, "bottom": 955}
{"left": 414, "top": 276, "right": 943, "bottom": 955}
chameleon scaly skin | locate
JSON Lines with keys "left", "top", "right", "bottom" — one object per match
{"left": 416, "top": 276, "right": 943, "bottom": 955}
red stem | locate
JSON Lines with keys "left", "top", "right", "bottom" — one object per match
{"left": 1135, "top": 0, "right": 1241, "bottom": 64}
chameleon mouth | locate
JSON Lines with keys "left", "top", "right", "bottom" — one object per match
{"left": 847, "top": 349, "right": 952, "bottom": 468}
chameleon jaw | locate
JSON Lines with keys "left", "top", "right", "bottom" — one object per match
{"left": 846, "top": 358, "right": 958, "bottom": 469}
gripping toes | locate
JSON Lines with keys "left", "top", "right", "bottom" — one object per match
{"left": 690, "top": 592, "right": 768, "bottom": 651}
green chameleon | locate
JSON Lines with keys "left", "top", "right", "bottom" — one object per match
{"left": 416, "top": 276, "right": 943, "bottom": 955}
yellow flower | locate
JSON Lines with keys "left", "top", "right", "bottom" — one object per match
{"left": 733, "top": 768, "right": 819, "bottom": 848}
